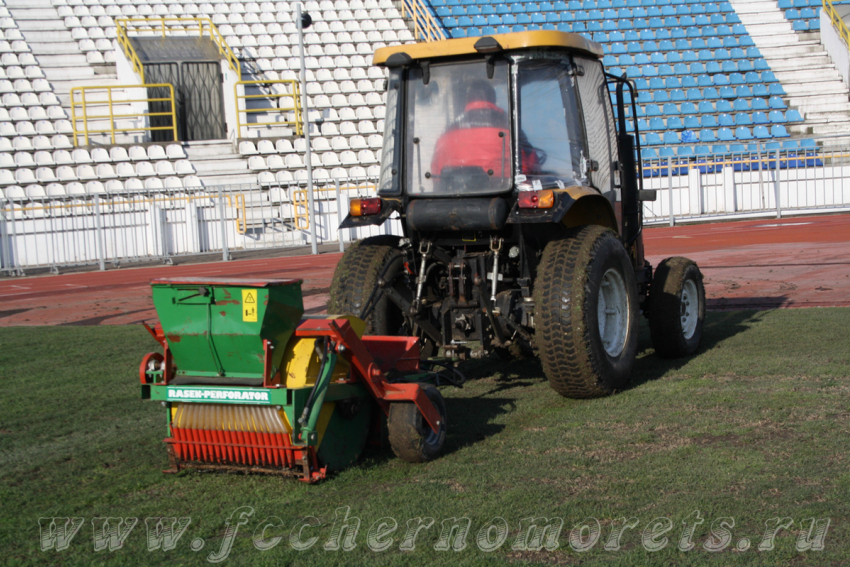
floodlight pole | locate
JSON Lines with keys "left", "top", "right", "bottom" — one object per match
{"left": 297, "top": 3, "right": 318, "bottom": 255}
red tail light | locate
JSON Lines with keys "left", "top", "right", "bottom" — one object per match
{"left": 349, "top": 198, "right": 382, "bottom": 216}
{"left": 518, "top": 190, "right": 554, "bottom": 209}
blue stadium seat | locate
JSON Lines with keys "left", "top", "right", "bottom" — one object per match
{"left": 713, "top": 74, "right": 730, "bottom": 86}
{"left": 735, "top": 85, "right": 752, "bottom": 97}
{"left": 660, "top": 102, "right": 677, "bottom": 115}
{"left": 712, "top": 144, "right": 729, "bottom": 155}
{"left": 701, "top": 115, "right": 717, "bottom": 127}
{"left": 497, "top": 24, "right": 512, "bottom": 32}
{"left": 735, "top": 126, "right": 753, "bottom": 140}
{"left": 718, "top": 113, "right": 734, "bottom": 126}
{"left": 684, "top": 115, "right": 700, "bottom": 128}
{"left": 641, "top": 148, "right": 658, "bottom": 159}
{"left": 769, "top": 110, "right": 787, "bottom": 123}
{"left": 667, "top": 116, "right": 683, "bottom": 128}
{"left": 718, "top": 127, "right": 735, "bottom": 141}
{"left": 694, "top": 145, "right": 711, "bottom": 156}
{"left": 664, "top": 131, "right": 680, "bottom": 144}
{"left": 719, "top": 86, "right": 735, "bottom": 98}
{"left": 681, "top": 129, "right": 699, "bottom": 144}
{"left": 753, "top": 125, "right": 771, "bottom": 139}
{"left": 786, "top": 109, "right": 803, "bottom": 122}
{"left": 645, "top": 132, "right": 663, "bottom": 145}
{"left": 732, "top": 98, "right": 752, "bottom": 112}
{"left": 677, "top": 145, "right": 694, "bottom": 157}
{"left": 768, "top": 96, "right": 787, "bottom": 109}
{"left": 716, "top": 99, "right": 733, "bottom": 112}
{"left": 687, "top": 88, "right": 703, "bottom": 100}
{"left": 768, "top": 83, "right": 786, "bottom": 95}
{"left": 680, "top": 102, "right": 697, "bottom": 114}
{"left": 451, "top": 28, "right": 467, "bottom": 37}
{"left": 649, "top": 117, "right": 665, "bottom": 129}
{"left": 682, "top": 75, "right": 698, "bottom": 87}
{"left": 648, "top": 77, "right": 664, "bottom": 89}
{"left": 735, "top": 113, "right": 752, "bottom": 126}
{"left": 752, "top": 111, "right": 769, "bottom": 124}
{"left": 645, "top": 103, "right": 662, "bottom": 116}
{"left": 653, "top": 89, "right": 669, "bottom": 102}
{"left": 670, "top": 88, "right": 686, "bottom": 101}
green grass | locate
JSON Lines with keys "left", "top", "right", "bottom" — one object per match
{"left": 1, "top": 309, "right": 849, "bottom": 566}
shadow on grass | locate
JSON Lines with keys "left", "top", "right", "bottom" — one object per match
{"left": 629, "top": 305, "right": 772, "bottom": 390}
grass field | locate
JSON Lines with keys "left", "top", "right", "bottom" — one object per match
{"left": 1, "top": 308, "right": 849, "bottom": 566}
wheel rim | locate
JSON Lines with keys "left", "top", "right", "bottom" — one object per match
{"left": 680, "top": 278, "right": 699, "bottom": 340}
{"left": 598, "top": 268, "right": 629, "bottom": 358}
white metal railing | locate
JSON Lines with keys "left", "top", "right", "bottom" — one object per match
{"left": 2, "top": 140, "right": 850, "bottom": 274}
{"left": 0, "top": 177, "right": 401, "bottom": 275}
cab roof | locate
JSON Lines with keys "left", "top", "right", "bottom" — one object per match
{"left": 373, "top": 30, "right": 604, "bottom": 66}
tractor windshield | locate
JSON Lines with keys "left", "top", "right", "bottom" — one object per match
{"left": 405, "top": 60, "right": 513, "bottom": 196}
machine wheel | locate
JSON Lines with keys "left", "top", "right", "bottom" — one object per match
{"left": 534, "top": 225, "right": 639, "bottom": 398}
{"left": 648, "top": 257, "right": 705, "bottom": 358}
{"left": 387, "top": 384, "right": 447, "bottom": 463}
{"left": 328, "top": 235, "right": 407, "bottom": 336}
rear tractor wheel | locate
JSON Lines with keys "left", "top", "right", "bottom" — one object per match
{"left": 648, "top": 257, "right": 705, "bottom": 358}
{"left": 533, "top": 225, "right": 639, "bottom": 398}
{"left": 328, "top": 235, "right": 409, "bottom": 337}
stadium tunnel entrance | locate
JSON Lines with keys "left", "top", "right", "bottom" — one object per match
{"left": 131, "top": 36, "right": 226, "bottom": 142}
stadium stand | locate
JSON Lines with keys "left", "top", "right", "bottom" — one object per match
{"left": 0, "top": 0, "right": 846, "bottom": 198}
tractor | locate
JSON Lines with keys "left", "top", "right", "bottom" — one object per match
{"left": 329, "top": 31, "right": 706, "bottom": 398}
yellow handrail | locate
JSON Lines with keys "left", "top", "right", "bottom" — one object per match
{"left": 823, "top": 0, "right": 850, "bottom": 47}
{"left": 234, "top": 80, "right": 303, "bottom": 137}
{"left": 70, "top": 84, "right": 178, "bottom": 146}
{"left": 399, "top": 0, "right": 447, "bottom": 41}
{"left": 292, "top": 189, "right": 309, "bottom": 230}
{"left": 115, "top": 17, "right": 241, "bottom": 82}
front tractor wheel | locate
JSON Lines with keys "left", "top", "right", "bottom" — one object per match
{"left": 327, "top": 235, "right": 408, "bottom": 336}
{"left": 648, "top": 257, "right": 706, "bottom": 358}
{"left": 533, "top": 226, "right": 639, "bottom": 398}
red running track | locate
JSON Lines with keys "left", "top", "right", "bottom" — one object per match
{"left": 0, "top": 214, "right": 848, "bottom": 326}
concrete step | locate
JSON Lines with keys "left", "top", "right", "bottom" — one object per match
{"left": 198, "top": 172, "right": 258, "bottom": 186}
{"left": 27, "top": 41, "right": 80, "bottom": 55}
{"left": 33, "top": 54, "right": 90, "bottom": 68}
{"left": 193, "top": 158, "right": 249, "bottom": 175}
{"left": 13, "top": 19, "right": 66, "bottom": 32}
{"left": 7, "top": 8, "right": 59, "bottom": 20}
{"left": 184, "top": 141, "right": 241, "bottom": 159}
{"left": 4, "top": 0, "right": 53, "bottom": 7}
{"left": 20, "top": 30, "right": 76, "bottom": 42}
{"left": 40, "top": 66, "right": 96, "bottom": 81}
{"left": 805, "top": 111, "right": 850, "bottom": 120}
{"left": 767, "top": 55, "right": 832, "bottom": 71}
{"left": 774, "top": 69, "right": 844, "bottom": 83}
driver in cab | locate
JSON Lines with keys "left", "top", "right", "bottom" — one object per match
{"left": 430, "top": 80, "right": 540, "bottom": 191}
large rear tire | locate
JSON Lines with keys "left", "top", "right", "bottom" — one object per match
{"left": 648, "top": 257, "right": 705, "bottom": 358}
{"left": 328, "top": 235, "right": 407, "bottom": 336}
{"left": 533, "top": 226, "right": 639, "bottom": 398}
{"left": 387, "top": 384, "right": 447, "bottom": 463}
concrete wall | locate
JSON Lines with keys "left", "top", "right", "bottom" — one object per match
{"left": 821, "top": 10, "right": 850, "bottom": 89}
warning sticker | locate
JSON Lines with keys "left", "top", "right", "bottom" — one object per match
{"left": 242, "top": 289, "right": 258, "bottom": 322}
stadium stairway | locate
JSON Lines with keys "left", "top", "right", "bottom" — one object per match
{"left": 729, "top": 0, "right": 850, "bottom": 144}
{"left": 4, "top": 0, "right": 119, "bottom": 108}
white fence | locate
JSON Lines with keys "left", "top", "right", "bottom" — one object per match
{"left": 0, "top": 177, "right": 401, "bottom": 275}
{"left": 639, "top": 143, "right": 850, "bottom": 226}
{"left": 2, "top": 142, "right": 850, "bottom": 275}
